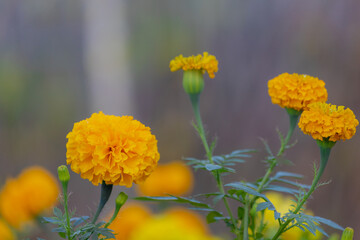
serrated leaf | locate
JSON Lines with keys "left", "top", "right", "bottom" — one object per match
{"left": 256, "top": 202, "right": 272, "bottom": 212}
{"left": 71, "top": 216, "right": 90, "bottom": 227}
{"left": 212, "top": 194, "right": 225, "bottom": 205}
{"left": 135, "top": 196, "right": 211, "bottom": 209}
{"left": 312, "top": 216, "right": 344, "bottom": 231}
{"left": 52, "top": 227, "right": 66, "bottom": 233}
{"left": 272, "top": 171, "right": 303, "bottom": 180}
{"left": 205, "top": 164, "right": 222, "bottom": 171}
{"left": 263, "top": 185, "right": 299, "bottom": 195}
{"left": 42, "top": 217, "right": 59, "bottom": 224}
{"left": 225, "top": 182, "right": 266, "bottom": 198}
{"left": 53, "top": 207, "right": 63, "bottom": 219}
{"left": 206, "top": 211, "right": 223, "bottom": 223}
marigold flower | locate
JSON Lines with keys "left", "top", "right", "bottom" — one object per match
{"left": 107, "top": 203, "right": 152, "bottom": 240}
{"left": 137, "top": 161, "right": 193, "bottom": 196}
{"left": 0, "top": 167, "right": 59, "bottom": 229}
{"left": 0, "top": 219, "right": 15, "bottom": 240}
{"left": 169, "top": 52, "right": 218, "bottom": 79}
{"left": 268, "top": 73, "right": 328, "bottom": 111}
{"left": 298, "top": 102, "right": 358, "bottom": 142}
{"left": 66, "top": 112, "right": 160, "bottom": 187}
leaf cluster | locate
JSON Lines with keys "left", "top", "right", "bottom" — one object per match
{"left": 42, "top": 207, "right": 115, "bottom": 240}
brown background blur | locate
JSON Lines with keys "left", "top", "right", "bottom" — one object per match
{"left": 0, "top": 0, "right": 360, "bottom": 238}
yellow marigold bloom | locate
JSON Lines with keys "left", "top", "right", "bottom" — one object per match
{"left": 298, "top": 102, "right": 359, "bottom": 142}
{"left": 66, "top": 112, "right": 160, "bottom": 187}
{"left": 260, "top": 192, "right": 321, "bottom": 240}
{"left": 164, "top": 207, "right": 209, "bottom": 235}
{"left": 268, "top": 73, "right": 328, "bottom": 111}
{"left": 129, "top": 214, "right": 221, "bottom": 240}
{"left": 0, "top": 167, "right": 59, "bottom": 229}
{"left": 169, "top": 52, "right": 218, "bottom": 78}
{"left": 137, "top": 161, "right": 193, "bottom": 196}
{"left": 0, "top": 219, "right": 15, "bottom": 240}
{"left": 108, "top": 203, "right": 152, "bottom": 240}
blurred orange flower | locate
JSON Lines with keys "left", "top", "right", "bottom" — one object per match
{"left": 107, "top": 203, "right": 152, "bottom": 240}
{"left": 129, "top": 207, "right": 221, "bottom": 240}
{"left": 137, "top": 161, "right": 193, "bottom": 196}
{"left": 0, "top": 167, "right": 59, "bottom": 229}
{"left": 0, "top": 219, "right": 15, "bottom": 240}
{"left": 66, "top": 112, "right": 160, "bottom": 187}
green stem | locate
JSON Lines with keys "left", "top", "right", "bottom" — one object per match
{"left": 61, "top": 182, "right": 71, "bottom": 240}
{"left": 271, "top": 143, "right": 333, "bottom": 240}
{"left": 190, "top": 94, "right": 213, "bottom": 163}
{"left": 243, "top": 198, "right": 250, "bottom": 240}
{"left": 92, "top": 182, "right": 113, "bottom": 224}
{"left": 189, "top": 94, "right": 239, "bottom": 239}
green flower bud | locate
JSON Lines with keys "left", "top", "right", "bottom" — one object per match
{"left": 341, "top": 227, "right": 354, "bottom": 240}
{"left": 104, "top": 192, "right": 128, "bottom": 228}
{"left": 116, "top": 192, "right": 128, "bottom": 208}
{"left": 57, "top": 165, "right": 70, "bottom": 184}
{"left": 182, "top": 70, "right": 204, "bottom": 95}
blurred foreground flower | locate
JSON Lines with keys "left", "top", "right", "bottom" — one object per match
{"left": 268, "top": 73, "right": 327, "bottom": 111}
{"left": 299, "top": 102, "right": 358, "bottom": 142}
{"left": 260, "top": 192, "right": 322, "bottom": 240}
{"left": 137, "top": 161, "right": 193, "bottom": 196}
{"left": 66, "top": 112, "right": 160, "bottom": 187}
{"left": 0, "top": 167, "right": 59, "bottom": 229}
{"left": 0, "top": 219, "right": 15, "bottom": 240}
{"left": 108, "top": 204, "right": 220, "bottom": 240}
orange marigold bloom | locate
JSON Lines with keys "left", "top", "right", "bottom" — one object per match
{"left": 298, "top": 102, "right": 358, "bottom": 142}
{"left": 268, "top": 73, "right": 328, "bottom": 111}
{"left": 0, "top": 219, "right": 15, "bottom": 240}
{"left": 0, "top": 167, "right": 59, "bottom": 229}
{"left": 137, "top": 161, "right": 193, "bottom": 196}
{"left": 107, "top": 203, "right": 152, "bottom": 240}
{"left": 169, "top": 52, "right": 218, "bottom": 78}
{"left": 66, "top": 112, "right": 160, "bottom": 187}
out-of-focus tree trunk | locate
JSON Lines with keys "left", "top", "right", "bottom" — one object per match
{"left": 83, "top": 0, "right": 133, "bottom": 115}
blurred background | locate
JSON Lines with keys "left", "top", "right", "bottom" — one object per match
{"left": 0, "top": 0, "right": 360, "bottom": 238}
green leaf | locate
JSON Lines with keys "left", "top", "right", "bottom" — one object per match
{"left": 53, "top": 207, "right": 63, "bottom": 219}
{"left": 225, "top": 182, "right": 266, "bottom": 198}
{"left": 135, "top": 196, "right": 211, "bottom": 209}
{"left": 312, "top": 216, "right": 344, "bottom": 231}
{"left": 206, "top": 211, "right": 223, "bottom": 223}
{"left": 212, "top": 194, "right": 225, "bottom": 205}
{"left": 256, "top": 202, "right": 272, "bottom": 212}
{"left": 237, "top": 207, "right": 244, "bottom": 219}
{"left": 205, "top": 164, "right": 222, "bottom": 171}
{"left": 263, "top": 185, "right": 299, "bottom": 195}
{"left": 272, "top": 171, "right": 303, "bottom": 179}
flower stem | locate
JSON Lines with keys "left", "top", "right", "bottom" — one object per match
{"left": 189, "top": 94, "right": 238, "bottom": 238}
{"left": 271, "top": 142, "right": 333, "bottom": 240}
{"left": 92, "top": 182, "right": 113, "bottom": 224}
{"left": 243, "top": 109, "right": 299, "bottom": 239}
{"left": 60, "top": 180, "right": 71, "bottom": 239}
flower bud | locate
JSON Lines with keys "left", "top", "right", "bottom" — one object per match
{"left": 182, "top": 70, "right": 204, "bottom": 95}
{"left": 341, "top": 227, "right": 354, "bottom": 240}
{"left": 116, "top": 192, "right": 128, "bottom": 208}
{"left": 57, "top": 165, "right": 70, "bottom": 184}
